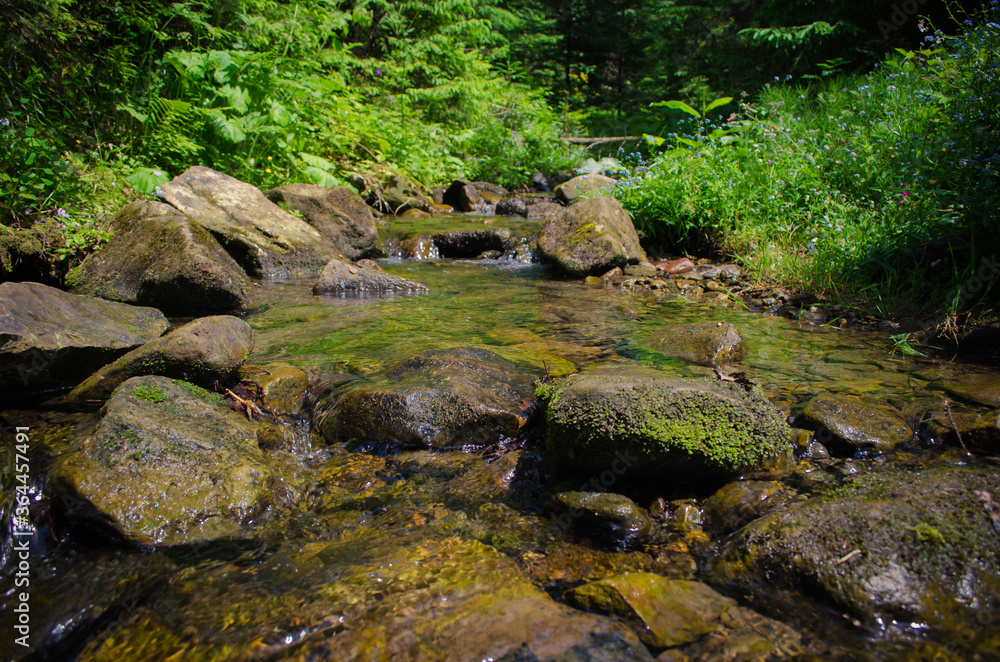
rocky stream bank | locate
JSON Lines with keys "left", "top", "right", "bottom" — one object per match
{"left": 2, "top": 170, "right": 999, "bottom": 661}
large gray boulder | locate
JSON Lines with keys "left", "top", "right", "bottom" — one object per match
{"left": 313, "top": 258, "right": 428, "bottom": 296}
{"left": 537, "top": 197, "right": 646, "bottom": 277}
{"left": 0, "top": 282, "right": 169, "bottom": 399}
{"left": 537, "top": 364, "right": 789, "bottom": 482}
{"left": 161, "top": 166, "right": 336, "bottom": 278}
{"left": 68, "top": 315, "right": 253, "bottom": 402}
{"left": 315, "top": 347, "right": 537, "bottom": 449}
{"left": 431, "top": 229, "right": 515, "bottom": 258}
{"left": 67, "top": 200, "right": 255, "bottom": 313}
{"left": 51, "top": 375, "right": 272, "bottom": 545}
{"left": 263, "top": 184, "right": 378, "bottom": 260}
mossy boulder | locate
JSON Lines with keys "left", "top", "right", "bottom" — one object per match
{"left": 0, "top": 219, "right": 64, "bottom": 284}
{"left": 315, "top": 347, "right": 537, "bottom": 450}
{"left": 313, "top": 257, "right": 429, "bottom": 296}
{"left": 646, "top": 321, "right": 746, "bottom": 366}
{"left": 0, "top": 282, "right": 169, "bottom": 399}
{"left": 801, "top": 393, "right": 912, "bottom": 453}
{"left": 161, "top": 166, "right": 336, "bottom": 278}
{"left": 377, "top": 173, "right": 430, "bottom": 214}
{"left": 713, "top": 463, "right": 1000, "bottom": 627}
{"left": 51, "top": 375, "right": 272, "bottom": 545}
{"left": 538, "top": 364, "right": 790, "bottom": 482}
{"left": 68, "top": 315, "right": 253, "bottom": 402}
{"left": 67, "top": 200, "right": 254, "bottom": 313}
{"left": 554, "top": 173, "right": 616, "bottom": 204}
{"left": 537, "top": 197, "right": 646, "bottom": 277}
{"left": 263, "top": 183, "right": 378, "bottom": 260}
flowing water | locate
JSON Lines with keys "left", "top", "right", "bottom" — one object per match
{"left": 2, "top": 213, "right": 1000, "bottom": 661}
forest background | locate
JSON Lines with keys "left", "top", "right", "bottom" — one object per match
{"left": 1, "top": 0, "right": 997, "bottom": 327}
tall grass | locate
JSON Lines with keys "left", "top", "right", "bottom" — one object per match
{"left": 614, "top": 3, "right": 999, "bottom": 319}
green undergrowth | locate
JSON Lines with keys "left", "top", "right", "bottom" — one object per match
{"left": 613, "top": 4, "right": 999, "bottom": 322}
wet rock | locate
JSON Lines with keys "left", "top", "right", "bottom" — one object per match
{"left": 428, "top": 202, "right": 453, "bottom": 213}
{"left": 801, "top": 393, "right": 912, "bottom": 452}
{"left": 240, "top": 363, "right": 310, "bottom": 415}
{"left": 656, "top": 258, "right": 695, "bottom": 275}
{"left": 161, "top": 166, "right": 336, "bottom": 278}
{"left": 523, "top": 544, "right": 660, "bottom": 589}
{"left": 67, "top": 201, "right": 254, "bottom": 314}
{"left": 537, "top": 197, "right": 646, "bottom": 277}
{"left": 924, "top": 406, "right": 1000, "bottom": 454}
{"left": 432, "top": 228, "right": 515, "bottom": 258}
{"left": 81, "top": 536, "right": 654, "bottom": 661}
{"left": 647, "top": 321, "right": 746, "bottom": 366}
{"left": 702, "top": 480, "right": 790, "bottom": 534}
{"left": 379, "top": 173, "right": 430, "bottom": 214}
{"left": 933, "top": 372, "right": 1000, "bottom": 408}
{"left": 263, "top": 184, "right": 378, "bottom": 260}
{"left": 471, "top": 181, "right": 509, "bottom": 197}
{"left": 714, "top": 464, "right": 1000, "bottom": 628}
{"left": 0, "top": 282, "right": 169, "bottom": 399}
{"left": 660, "top": 604, "right": 803, "bottom": 661}
{"left": 313, "top": 257, "right": 429, "bottom": 296}
{"left": 496, "top": 197, "right": 528, "bottom": 217}
{"left": 552, "top": 491, "right": 654, "bottom": 545}
{"left": 538, "top": 364, "right": 789, "bottom": 482}
{"left": 527, "top": 201, "right": 565, "bottom": 219}
{"left": 554, "top": 174, "right": 616, "bottom": 204}
{"left": 51, "top": 375, "right": 272, "bottom": 545}
{"left": 315, "top": 347, "right": 537, "bottom": 450}
{"left": 624, "top": 263, "right": 659, "bottom": 278}
{"left": 442, "top": 179, "right": 486, "bottom": 212}
{"left": 398, "top": 236, "right": 440, "bottom": 259}
{"left": 444, "top": 451, "right": 526, "bottom": 508}
{"left": 68, "top": 315, "right": 253, "bottom": 403}
{"left": 565, "top": 573, "right": 736, "bottom": 647}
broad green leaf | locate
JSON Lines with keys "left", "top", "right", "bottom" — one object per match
{"left": 651, "top": 100, "right": 701, "bottom": 118}
{"left": 705, "top": 97, "right": 733, "bottom": 112}
{"left": 676, "top": 137, "right": 701, "bottom": 149}
{"left": 304, "top": 166, "right": 341, "bottom": 188}
{"left": 300, "top": 152, "right": 337, "bottom": 171}
{"left": 125, "top": 167, "right": 170, "bottom": 195}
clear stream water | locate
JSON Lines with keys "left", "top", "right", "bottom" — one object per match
{"left": 2, "top": 213, "right": 999, "bottom": 660}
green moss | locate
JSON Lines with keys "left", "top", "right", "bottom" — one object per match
{"left": 133, "top": 382, "right": 169, "bottom": 403}
{"left": 176, "top": 379, "right": 224, "bottom": 405}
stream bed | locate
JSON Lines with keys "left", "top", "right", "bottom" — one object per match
{"left": 3, "top": 212, "right": 1000, "bottom": 661}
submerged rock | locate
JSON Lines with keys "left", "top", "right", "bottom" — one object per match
{"left": 801, "top": 393, "right": 912, "bottom": 453}
{"left": 0, "top": 282, "right": 169, "bottom": 399}
{"left": 51, "top": 375, "right": 272, "bottom": 545}
{"left": 263, "top": 183, "right": 378, "bottom": 260}
{"left": 313, "top": 257, "right": 428, "bottom": 296}
{"left": 537, "top": 197, "right": 646, "bottom": 277}
{"left": 565, "top": 573, "right": 736, "bottom": 647}
{"left": 647, "top": 320, "right": 746, "bottom": 366}
{"left": 67, "top": 200, "right": 254, "bottom": 313}
{"left": 713, "top": 463, "right": 1000, "bottom": 627}
{"left": 537, "top": 364, "right": 789, "bottom": 483}
{"left": 161, "top": 166, "right": 335, "bottom": 278}
{"left": 925, "top": 407, "right": 1000, "bottom": 454}
{"left": 551, "top": 491, "right": 654, "bottom": 546}
{"left": 702, "top": 480, "right": 791, "bottom": 534}
{"left": 554, "top": 173, "right": 616, "bottom": 204}
{"left": 315, "top": 347, "right": 537, "bottom": 450}
{"left": 68, "top": 315, "right": 253, "bottom": 402}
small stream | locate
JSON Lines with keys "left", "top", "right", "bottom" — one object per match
{"left": 2, "top": 212, "right": 999, "bottom": 661}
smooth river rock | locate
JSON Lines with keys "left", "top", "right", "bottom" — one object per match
{"left": 554, "top": 173, "right": 617, "bottom": 204}
{"left": 537, "top": 197, "right": 646, "bottom": 277}
{"left": 0, "top": 281, "right": 169, "bottom": 399}
{"left": 801, "top": 393, "right": 912, "bottom": 452}
{"left": 52, "top": 375, "right": 272, "bottom": 545}
{"left": 313, "top": 257, "right": 429, "bottom": 296}
{"left": 647, "top": 320, "right": 746, "bottom": 366}
{"left": 315, "top": 347, "right": 537, "bottom": 450}
{"left": 68, "top": 315, "right": 253, "bottom": 402}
